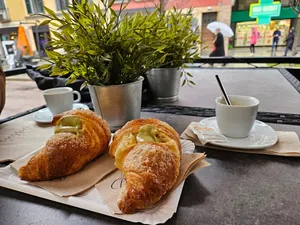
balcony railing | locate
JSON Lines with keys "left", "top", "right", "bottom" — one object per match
{"left": 0, "top": 8, "right": 10, "bottom": 22}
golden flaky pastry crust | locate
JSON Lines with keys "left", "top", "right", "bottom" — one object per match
{"left": 18, "top": 109, "right": 111, "bottom": 181}
{"left": 109, "top": 118, "right": 181, "bottom": 213}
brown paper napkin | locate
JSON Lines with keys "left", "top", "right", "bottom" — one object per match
{"left": 181, "top": 122, "right": 300, "bottom": 157}
{"left": 95, "top": 153, "right": 210, "bottom": 214}
{"left": 10, "top": 149, "right": 117, "bottom": 197}
{"left": 0, "top": 121, "right": 54, "bottom": 162}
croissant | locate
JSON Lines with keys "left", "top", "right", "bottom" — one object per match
{"left": 109, "top": 118, "right": 181, "bottom": 213}
{"left": 19, "top": 109, "right": 111, "bottom": 181}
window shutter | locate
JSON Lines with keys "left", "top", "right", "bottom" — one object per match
{"left": 0, "top": 0, "right": 5, "bottom": 9}
{"left": 56, "top": 0, "right": 61, "bottom": 10}
{"left": 63, "top": 0, "right": 68, "bottom": 10}
{"left": 37, "top": 0, "right": 44, "bottom": 13}
{"left": 57, "top": 0, "right": 68, "bottom": 11}
{"left": 25, "top": 0, "right": 32, "bottom": 14}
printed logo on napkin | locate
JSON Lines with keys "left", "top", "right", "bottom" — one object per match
{"left": 191, "top": 124, "right": 228, "bottom": 145}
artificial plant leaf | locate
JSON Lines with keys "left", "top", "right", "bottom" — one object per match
{"left": 39, "top": 19, "right": 51, "bottom": 26}
{"left": 87, "top": 50, "right": 98, "bottom": 55}
{"left": 37, "top": 63, "right": 52, "bottom": 70}
{"left": 80, "top": 81, "right": 88, "bottom": 90}
{"left": 108, "top": 0, "right": 115, "bottom": 8}
{"left": 187, "top": 72, "right": 193, "bottom": 77}
{"left": 50, "top": 22, "right": 60, "bottom": 27}
{"left": 44, "top": 6, "right": 57, "bottom": 19}
{"left": 66, "top": 75, "right": 78, "bottom": 85}
{"left": 51, "top": 30, "right": 65, "bottom": 40}
{"left": 62, "top": 10, "right": 71, "bottom": 22}
{"left": 189, "top": 80, "right": 196, "bottom": 85}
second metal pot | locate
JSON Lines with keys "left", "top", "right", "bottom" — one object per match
{"left": 146, "top": 68, "right": 181, "bottom": 102}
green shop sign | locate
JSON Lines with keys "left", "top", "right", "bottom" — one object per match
{"left": 249, "top": 0, "right": 281, "bottom": 24}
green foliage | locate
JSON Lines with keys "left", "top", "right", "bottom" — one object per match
{"left": 38, "top": 0, "right": 160, "bottom": 86}
{"left": 149, "top": 7, "right": 201, "bottom": 69}
{"left": 38, "top": 0, "right": 200, "bottom": 87}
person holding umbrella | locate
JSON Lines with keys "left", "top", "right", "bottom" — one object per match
{"left": 207, "top": 21, "right": 234, "bottom": 58}
{"left": 209, "top": 28, "right": 225, "bottom": 57}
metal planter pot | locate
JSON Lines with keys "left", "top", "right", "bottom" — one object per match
{"left": 88, "top": 76, "right": 144, "bottom": 131}
{"left": 146, "top": 68, "right": 181, "bottom": 102}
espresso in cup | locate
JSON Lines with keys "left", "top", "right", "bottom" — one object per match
{"left": 43, "top": 87, "right": 81, "bottom": 115}
{"left": 215, "top": 95, "right": 259, "bottom": 138}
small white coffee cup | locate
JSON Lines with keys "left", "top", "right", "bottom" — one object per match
{"left": 43, "top": 87, "right": 81, "bottom": 115}
{"left": 215, "top": 95, "right": 259, "bottom": 138}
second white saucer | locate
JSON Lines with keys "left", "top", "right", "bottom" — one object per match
{"left": 199, "top": 117, "right": 278, "bottom": 150}
{"left": 33, "top": 103, "right": 89, "bottom": 124}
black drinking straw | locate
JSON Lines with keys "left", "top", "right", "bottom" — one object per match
{"left": 215, "top": 75, "right": 231, "bottom": 105}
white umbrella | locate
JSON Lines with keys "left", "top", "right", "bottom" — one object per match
{"left": 207, "top": 21, "right": 234, "bottom": 37}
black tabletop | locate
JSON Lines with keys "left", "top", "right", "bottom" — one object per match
{"left": 1, "top": 113, "right": 300, "bottom": 225}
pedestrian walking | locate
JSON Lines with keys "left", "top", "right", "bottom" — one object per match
{"left": 209, "top": 28, "right": 225, "bottom": 57}
{"left": 272, "top": 27, "right": 281, "bottom": 55}
{"left": 250, "top": 27, "right": 259, "bottom": 56}
{"left": 284, "top": 27, "right": 295, "bottom": 56}
{"left": 209, "top": 28, "right": 225, "bottom": 66}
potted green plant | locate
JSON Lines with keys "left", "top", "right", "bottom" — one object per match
{"left": 146, "top": 8, "right": 200, "bottom": 102}
{"left": 37, "top": 0, "right": 162, "bottom": 130}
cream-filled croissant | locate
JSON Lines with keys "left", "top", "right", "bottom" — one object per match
{"left": 109, "top": 118, "right": 182, "bottom": 213}
{"left": 19, "top": 109, "right": 111, "bottom": 181}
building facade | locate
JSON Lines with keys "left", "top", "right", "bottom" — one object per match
{"left": 0, "top": 0, "right": 70, "bottom": 58}
{"left": 231, "top": 0, "right": 298, "bottom": 48}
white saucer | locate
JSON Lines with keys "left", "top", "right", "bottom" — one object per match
{"left": 199, "top": 117, "right": 278, "bottom": 150}
{"left": 33, "top": 103, "right": 89, "bottom": 124}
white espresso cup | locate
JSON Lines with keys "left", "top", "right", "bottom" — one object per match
{"left": 215, "top": 95, "right": 259, "bottom": 138}
{"left": 43, "top": 87, "right": 81, "bottom": 115}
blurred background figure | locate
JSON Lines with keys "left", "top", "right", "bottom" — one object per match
{"left": 209, "top": 28, "right": 225, "bottom": 57}
{"left": 0, "top": 66, "right": 5, "bottom": 114}
{"left": 272, "top": 27, "right": 281, "bottom": 55}
{"left": 250, "top": 27, "right": 259, "bottom": 56}
{"left": 284, "top": 27, "right": 295, "bottom": 57}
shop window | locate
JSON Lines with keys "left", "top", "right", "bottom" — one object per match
{"left": 234, "top": 19, "right": 291, "bottom": 47}
{"left": 32, "top": 25, "right": 50, "bottom": 57}
{"left": 56, "top": 0, "right": 69, "bottom": 11}
{"left": 25, "top": 0, "right": 44, "bottom": 14}
{"left": 1, "top": 32, "right": 17, "bottom": 41}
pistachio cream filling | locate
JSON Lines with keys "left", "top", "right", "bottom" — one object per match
{"left": 54, "top": 115, "right": 82, "bottom": 135}
{"left": 136, "top": 124, "right": 161, "bottom": 143}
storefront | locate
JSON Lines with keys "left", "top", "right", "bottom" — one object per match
{"left": 0, "top": 27, "right": 18, "bottom": 42}
{"left": 0, "top": 27, "right": 18, "bottom": 56}
{"left": 231, "top": 0, "right": 298, "bottom": 47}
{"left": 234, "top": 19, "right": 291, "bottom": 47}
{"left": 32, "top": 25, "right": 50, "bottom": 57}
